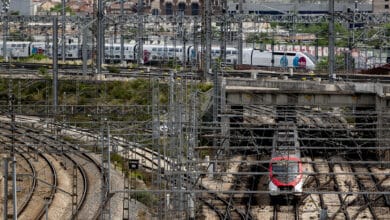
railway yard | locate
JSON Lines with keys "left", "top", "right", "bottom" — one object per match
{"left": 0, "top": 70, "right": 389, "bottom": 219}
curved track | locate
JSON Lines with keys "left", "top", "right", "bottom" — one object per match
{"left": 0, "top": 121, "right": 101, "bottom": 219}
{"left": 0, "top": 127, "right": 58, "bottom": 220}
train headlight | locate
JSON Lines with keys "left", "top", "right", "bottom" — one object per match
{"left": 269, "top": 181, "right": 279, "bottom": 195}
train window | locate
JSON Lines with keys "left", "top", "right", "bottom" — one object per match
{"left": 105, "top": 46, "right": 109, "bottom": 50}
{"left": 232, "top": 51, "right": 237, "bottom": 55}
{"left": 169, "top": 48, "right": 174, "bottom": 52}
{"left": 273, "top": 52, "right": 296, "bottom": 56}
{"left": 158, "top": 48, "right": 162, "bottom": 52}
{"left": 152, "top": 48, "right": 157, "bottom": 51}
{"left": 115, "top": 47, "right": 120, "bottom": 50}
{"left": 271, "top": 161, "right": 299, "bottom": 182}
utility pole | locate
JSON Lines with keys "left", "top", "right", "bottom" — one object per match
{"left": 3, "top": 157, "right": 8, "bottom": 220}
{"left": 237, "top": 0, "right": 243, "bottom": 65}
{"left": 120, "top": 0, "right": 125, "bottom": 65}
{"left": 82, "top": 26, "right": 88, "bottom": 75}
{"left": 61, "top": 0, "right": 66, "bottom": 62}
{"left": 220, "top": 0, "right": 227, "bottom": 66}
{"left": 53, "top": 17, "right": 58, "bottom": 116}
{"left": 96, "top": 0, "right": 104, "bottom": 74}
{"left": 328, "top": 0, "right": 335, "bottom": 81}
{"left": 8, "top": 82, "right": 17, "bottom": 220}
{"left": 2, "top": 0, "right": 9, "bottom": 62}
{"left": 137, "top": 0, "right": 144, "bottom": 65}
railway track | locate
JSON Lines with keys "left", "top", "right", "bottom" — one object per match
{"left": 0, "top": 127, "right": 58, "bottom": 220}
{"left": 1, "top": 116, "right": 240, "bottom": 219}
{"left": 273, "top": 204, "right": 299, "bottom": 220}
{"left": 2, "top": 63, "right": 390, "bottom": 83}
{"left": 0, "top": 122, "right": 99, "bottom": 219}
{"left": 17, "top": 123, "right": 102, "bottom": 219}
{"left": 0, "top": 145, "right": 38, "bottom": 219}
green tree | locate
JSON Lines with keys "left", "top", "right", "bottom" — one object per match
{"left": 50, "top": 4, "right": 74, "bottom": 14}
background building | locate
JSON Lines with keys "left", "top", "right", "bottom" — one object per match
{"left": 9, "top": 0, "right": 37, "bottom": 15}
{"left": 373, "top": 0, "right": 390, "bottom": 13}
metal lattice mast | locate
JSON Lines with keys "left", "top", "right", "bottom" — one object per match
{"left": 100, "top": 119, "right": 111, "bottom": 220}
{"left": 203, "top": 0, "right": 212, "bottom": 80}
{"left": 328, "top": 0, "right": 335, "bottom": 80}
{"left": 151, "top": 76, "right": 163, "bottom": 219}
{"left": 122, "top": 122, "right": 132, "bottom": 220}
{"left": 168, "top": 72, "right": 175, "bottom": 218}
{"left": 177, "top": 75, "right": 185, "bottom": 218}
{"left": 2, "top": 0, "right": 9, "bottom": 61}
{"left": 187, "top": 84, "right": 198, "bottom": 219}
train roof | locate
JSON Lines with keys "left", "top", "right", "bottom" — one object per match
{"left": 271, "top": 122, "right": 300, "bottom": 159}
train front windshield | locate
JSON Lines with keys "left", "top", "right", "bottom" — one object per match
{"left": 303, "top": 52, "right": 317, "bottom": 64}
{"left": 271, "top": 161, "right": 299, "bottom": 183}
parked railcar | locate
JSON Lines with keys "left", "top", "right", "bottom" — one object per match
{"left": 0, "top": 41, "right": 31, "bottom": 58}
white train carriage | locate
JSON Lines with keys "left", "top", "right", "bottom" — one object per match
{"left": 59, "top": 43, "right": 81, "bottom": 59}
{"left": 104, "top": 43, "right": 135, "bottom": 62}
{"left": 186, "top": 46, "right": 238, "bottom": 65}
{"left": 243, "top": 49, "right": 317, "bottom": 70}
{"left": 143, "top": 44, "right": 185, "bottom": 63}
{"left": 0, "top": 41, "right": 30, "bottom": 58}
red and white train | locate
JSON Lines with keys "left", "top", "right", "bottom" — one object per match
{"left": 269, "top": 121, "right": 303, "bottom": 197}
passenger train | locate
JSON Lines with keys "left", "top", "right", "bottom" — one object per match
{"left": 269, "top": 121, "right": 303, "bottom": 197}
{"left": 243, "top": 48, "right": 317, "bottom": 70}
{"left": 0, "top": 41, "right": 317, "bottom": 69}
